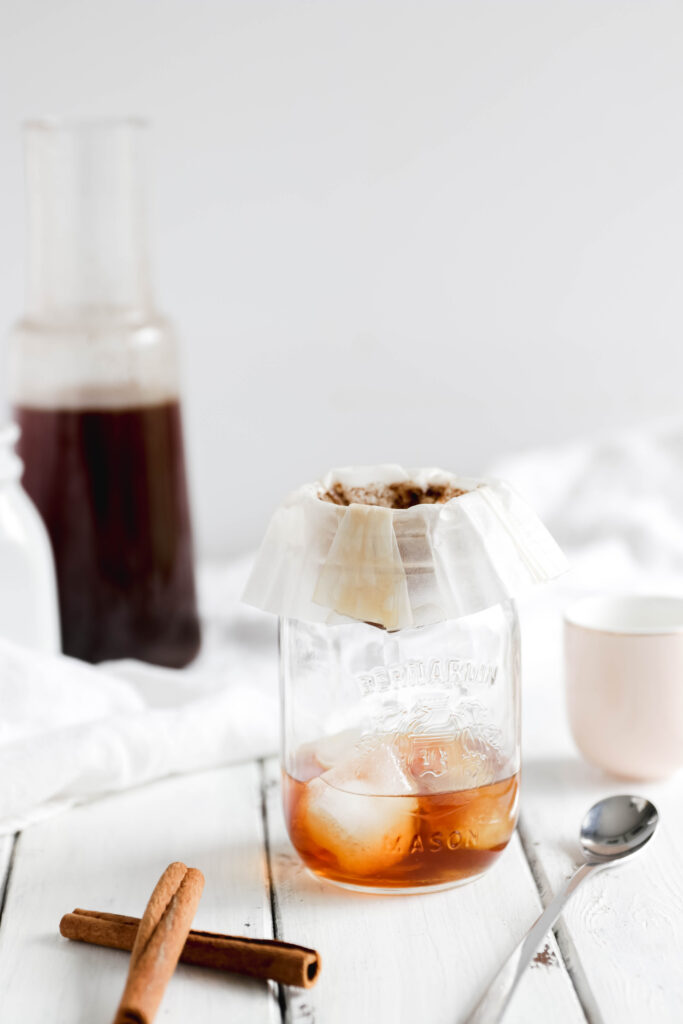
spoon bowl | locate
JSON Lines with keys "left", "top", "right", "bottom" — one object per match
{"left": 465, "top": 793, "right": 659, "bottom": 1023}
{"left": 580, "top": 794, "right": 659, "bottom": 864}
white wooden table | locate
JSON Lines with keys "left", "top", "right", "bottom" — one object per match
{"left": 1, "top": 595, "right": 682, "bottom": 1023}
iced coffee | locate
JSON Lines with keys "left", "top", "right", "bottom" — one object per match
{"left": 283, "top": 732, "right": 518, "bottom": 892}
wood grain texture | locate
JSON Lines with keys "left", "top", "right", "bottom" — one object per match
{"left": 0, "top": 764, "right": 279, "bottom": 1023}
{"left": 518, "top": 593, "right": 683, "bottom": 1024}
{"left": 520, "top": 757, "right": 683, "bottom": 1024}
{"left": 264, "top": 757, "right": 586, "bottom": 1024}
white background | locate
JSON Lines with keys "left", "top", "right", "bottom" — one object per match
{"left": 1, "top": 0, "right": 682, "bottom": 556}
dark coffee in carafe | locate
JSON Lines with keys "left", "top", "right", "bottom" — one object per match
{"left": 16, "top": 399, "right": 200, "bottom": 666}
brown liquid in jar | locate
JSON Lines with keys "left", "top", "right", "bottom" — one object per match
{"left": 15, "top": 399, "right": 200, "bottom": 667}
{"left": 283, "top": 737, "right": 518, "bottom": 891}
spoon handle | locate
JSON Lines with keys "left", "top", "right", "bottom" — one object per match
{"left": 464, "top": 861, "right": 597, "bottom": 1024}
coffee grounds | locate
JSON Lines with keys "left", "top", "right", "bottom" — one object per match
{"left": 320, "top": 480, "right": 468, "bottom": 509}
{"left": 532, "top": 944, "right": 558, "bottom": 968}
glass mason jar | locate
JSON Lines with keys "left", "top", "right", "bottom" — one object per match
{"left": 281, "top": 602, "right": 520, "bottom": 894}
{"left": 8, "top": 119, "right": 200, "bottom": 667}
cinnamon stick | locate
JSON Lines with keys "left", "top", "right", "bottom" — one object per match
{"left": 60, "top": 908, "right": 321, "bottom": 989}
{"left": 112, "top": 861, "right": 204, "bottom": 1024}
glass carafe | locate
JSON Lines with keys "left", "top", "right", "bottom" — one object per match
{"left": 8, "top": 119, "right": 200, "bottom": 667}
{"left": 280, "top": 603, "right": 520, "bottom": 894}
{"left": 0, "top": 424, "right": 60, "bottom": 652}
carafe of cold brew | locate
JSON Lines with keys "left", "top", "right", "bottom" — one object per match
{"left": 8, "top": 119, "right": 200, "bottom": 667}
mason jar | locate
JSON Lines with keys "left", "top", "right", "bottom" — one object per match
{"left": 280, "top": 602, "right": 521, "bottom": 894}
{"left": 245, "top": 464, "right": 565, "bottom": 895}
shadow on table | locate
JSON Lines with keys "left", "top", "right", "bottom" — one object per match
{"left": 268, "top": 839, "right": 430, "bottom": 908}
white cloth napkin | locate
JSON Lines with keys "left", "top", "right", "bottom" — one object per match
{"left": 0, "top": 557, "right": 279, "bottom": 835}
{"left": 491, "top": 416, "right": 683, "bottom": 594}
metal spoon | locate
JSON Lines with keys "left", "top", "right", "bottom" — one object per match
{"left": 464, "top": 794, "right": 659, "bottom": 1024}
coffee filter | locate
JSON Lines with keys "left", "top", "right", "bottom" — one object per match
{"left": 243, "top": 464, "right": 568, "bottom": 630}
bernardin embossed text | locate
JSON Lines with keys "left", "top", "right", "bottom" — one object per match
{"left": 357, "top": 658, "right": 499, "bottom": 696}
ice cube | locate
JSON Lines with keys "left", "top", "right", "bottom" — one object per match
{"left": 301, "top": 737, "right": 418, "bottom": 875}
{"left": 323, "top": 734, "right": 418, "bottom": 796}
{"left": 314, "top": 728, "right": 364, "bottom": 770}
{"left": 293, "top": 728, "right": 363, "bottom": 780}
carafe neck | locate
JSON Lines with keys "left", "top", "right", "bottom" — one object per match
{"left": 24, "top": 118, "right": 153, "bottom": 323}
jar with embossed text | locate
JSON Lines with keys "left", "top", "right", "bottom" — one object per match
{"left": 244, "top": 465, "right": 566, "bottom": 894}
{"left": 279, "top": 604, "right": 520, "bottom": 893}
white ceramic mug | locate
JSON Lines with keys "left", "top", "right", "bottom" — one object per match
{"left": 564, "top": 595, "right": 683, "bottom": 780}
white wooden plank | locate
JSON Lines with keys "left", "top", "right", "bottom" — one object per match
{"left": 520, "top": 759, "right": 683, "bottom": 1024}
{"left": 518, "top": 594, "right": 683, "bottom": 1024}
{"left": 264, "top": 757, "right": 586, "bottom": 1024}
{"left": 0, "top": 764, "right": 277, "bottom": 1023}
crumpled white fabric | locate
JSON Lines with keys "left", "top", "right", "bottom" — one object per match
{"left": 243, "top": 464, "right": 568, "bottom": 630}
{"left": 0, "top": 558, "right": 279, "bottom": 835}
{"left": 490, "top": 416, "right": 683, "bottom": 589}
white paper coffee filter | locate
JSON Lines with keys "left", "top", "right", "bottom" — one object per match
{"left": 243, "top": 465, "right": 568, "bottom": 630}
